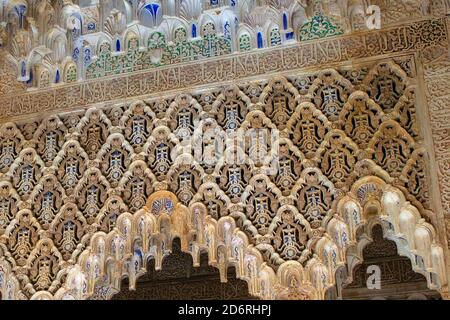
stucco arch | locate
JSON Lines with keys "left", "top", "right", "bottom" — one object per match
{"left": 3, "top": 176, "right": 441, "bottom": 301}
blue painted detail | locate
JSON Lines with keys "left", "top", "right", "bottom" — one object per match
{"left": 211, "top": 0, "right": 219, "bottom": 5}
{"left": 87, "top": 22, "right": 96, "bottom": 31}
{"left": 71, "top": 12, "right": 82, "bottom": 31}
{"left": 283, "top": 13, "right": 288, "bottom": 30}
{"left": 257, "top": 32, "right": 264, "bottom": 48}
{"left": 55, "top": 70, "right": 60, "bottom": 83}
{"left": 21, "top": 61, "right": 26, "bottom": 78}
{"left": 286, "top": 31, "right": 294, "bottom": 40}
{"left": 26, "top": 69, "right": 33, "bottom": 84}
{"left": 192, "top": 23, "right": 197, "bottom": 38}
{"left": 71, "top": 27, "right": 80, "bottom": 40}
{"left": 230, "top": 0, "right": 236, "bottom": 6}
{"left": 72, "top": 47, "right": 80, "bottom": 62}
{"left": 84, "top": 48, "right": 91, "bottom": 65}
{"left": 15, "top": 5, "right": 27, "bottom": 28}
{"left": 224, "top": 21, "right": 231, "bottom": 39}
{"left": 116, "top": 39, "right": 121, "bottom": 52}
{"left": 144, "top": 3, "right": 160, "bottom": 17}
{"left": 134, "top": 249, "right": 143, "bottom": 259}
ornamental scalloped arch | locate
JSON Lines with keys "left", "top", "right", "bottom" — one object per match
{"left": 329, "top": 217, "right": 424, "bottom": 300}
{"left": 325, "top": 176, "right": 448, "bottom": 296}
{"left": 1, "top": 179, "right": 447, "bottom": 300}
{"left": 0, "top": 182, "right": 447, "bottom": 299}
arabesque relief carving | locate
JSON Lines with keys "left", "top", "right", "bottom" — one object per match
{"left": 0, "top": 0, "right": 450, "bottom": 301}
{"left": 0, "top": 55, "right": 449, "bottom": 300}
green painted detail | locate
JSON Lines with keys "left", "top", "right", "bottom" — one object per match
{"left": 270, "top": 28, "right": 282, "bottom": 46}
{"left": 174, "top": 27, "right": 187, "bottom": 44}
{"left": 127, "top": 36, "right": 140, "bottom": 51}
{"left": 298, "top": 13, "right": 344, "bottom": 41}
{"left": 239, "top": 33, "right": 252, "bottom": 52}
{"left": 86, "top": 31, "right": 231, "bottom": 80}
{"left": 65, "top": 65, "right": 77, "bottom": 83}
{"left": 148, "top": 32, "right": 166, "bottom": 49}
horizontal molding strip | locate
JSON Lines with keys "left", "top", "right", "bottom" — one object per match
{"left": 0, "top": 17, "right": 447, "bottom": 122}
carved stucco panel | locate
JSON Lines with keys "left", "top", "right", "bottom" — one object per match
{"left": 0, "top": 11, "right": 449, "bottom": 299}
{"left": 418, "top": 17, "right": 450, "bottom": 294}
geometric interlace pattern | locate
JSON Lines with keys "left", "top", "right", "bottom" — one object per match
{"left": 0, "top": 58, "right": 445, "bottom": 300}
